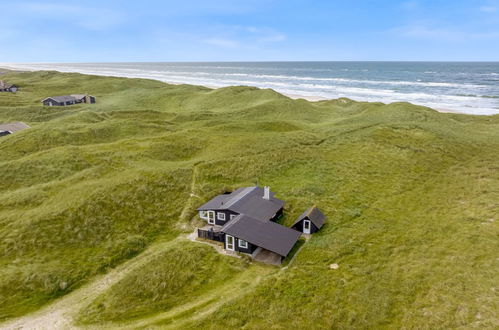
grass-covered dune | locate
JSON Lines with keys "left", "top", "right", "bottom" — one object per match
{"left": 0, "top": 70, "right": 498, "bottom": 329}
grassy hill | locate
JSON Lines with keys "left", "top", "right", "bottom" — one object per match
{"left": 0, "top": 70, "right": 498, "bottom": 329}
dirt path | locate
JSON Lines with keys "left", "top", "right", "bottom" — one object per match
{"left": 0, "top": 239, "right": 180, "bottom": 330}
{"left": 0, "top": 166, "right": 273, "bottom": 330}
{"left": 97, "top": 265, "right": 272, "bottom": 329}
{"left": 179, "top": 164, "right": 202, "bottom": 223}
{"left": 0, "top": 237, "right": 271, "bottom": 330}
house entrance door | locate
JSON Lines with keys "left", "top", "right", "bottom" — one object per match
{"left": 303, "top": 220, "right": 311, "bottom": 234}
{"left": 225, "top": 235, "right": 235, "bottom": 251}
{"left": 207, "top": 211, "right": 215, "bottom": 225}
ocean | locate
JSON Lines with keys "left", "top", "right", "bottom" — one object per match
{"left": 2, "top": 62, "right": 499, "bottom": 115}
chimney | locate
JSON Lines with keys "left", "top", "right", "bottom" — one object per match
{"left": 263, "top": 186, "right": 270, "bottom": 200}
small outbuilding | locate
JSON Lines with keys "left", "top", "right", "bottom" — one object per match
{"left": 291, "top": 205, "right": 326, "bottom": 234}
{"left": 42, "top": 94, "right": 96, "bottom": 106}
{"left": 0, "top": 81, "right": 18, "bottom": 92}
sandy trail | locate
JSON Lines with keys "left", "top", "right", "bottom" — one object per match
{"left": 0, "top": 239, "right": 180, "bottom": 330}
{"left": 97, "top": 265, "right": 272, "bottom": 330}
{"left": 0, "top": 165, "right": 276, "bottom": 330}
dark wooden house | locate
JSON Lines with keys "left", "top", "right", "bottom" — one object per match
{"left": 291, "top": 205, "right": 326, "bottom": 234}
{"left": 42, "top": 94, "right": 96, "bottom": 106}
{"left": 0, "top": 81, "right": 18, "bottom": 92}
{"left": 197, "top": 186, "right": 300, "bottom": 262}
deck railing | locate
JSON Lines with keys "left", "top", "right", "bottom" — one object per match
{"left": 197, "top": 228, "right": 225, "bottom": 242}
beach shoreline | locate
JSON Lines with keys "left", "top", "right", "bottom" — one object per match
{"left": 1, "top": 65, "right": 496, "bottom": 116}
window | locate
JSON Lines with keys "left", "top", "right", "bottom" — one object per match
{"left": 199, "top": 211, "right": 208, "bottom": 219}
{"left": 238, "top": 239, "right": 248, "bottom": 249}
{"left": 230, "top": 214, "right": 237, "bottom": 221}
{"left": 217, "top": 212, "right": 226, "bottom": 221}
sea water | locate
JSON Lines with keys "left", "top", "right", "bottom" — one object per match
{"left": 3, "top": 61, "right": 498, "bottom": 115}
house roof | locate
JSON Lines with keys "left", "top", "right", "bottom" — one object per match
{"left": 197, "top": 186, "right": 284, "bottom": 220}
{"left": 0, "top": 80, "right": 15, "bottom": 89}
{"left": 221, "top": 214, "right": 301, "bottom": 257}
{"left": 292, "top": 205, "right": 326, "bottom": 229}
{"left": 71, "top": 94, "right": 94, "bottom": 100}
{"left": 42, "top": 94, "right": 94, "bottom": 103}
{"left": 0, "top": 122, "right": 30, "bottom": 133}
{"left": 43, "top": 95, "right": 77, "bottom": 103}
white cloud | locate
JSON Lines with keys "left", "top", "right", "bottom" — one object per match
{"left": 203, "top": 38, "right": 239, "bottom": 48}
{"left": 201, "top": 26, "right": 286, "bottom": 49}
{"left": 16, "top": 2, "right": 125, "bottom": 31}
{"left": 395, "top": 25, "right": 461, "bottom": 40}
{"left": 244, "top": 26, "right": 286, "bottom": 43}
{"left": 393, "top": 24, "right": 499, "bottom": 41}
{"left": 480, "top": 6, "right": 497, "bottom": 12}
{"left": 401, "top": 1, "right": 419, "bottom": 10}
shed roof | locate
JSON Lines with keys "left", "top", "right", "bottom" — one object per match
{"left": 292, "top": 205, "right": 326, "bottom": 229}
{"left": 0, "top": 122, "right": 30, "bottom": 133}
{"left": 221, "top": 214, "right": 301, "bottom": 257}
{"left": 197, "top": 186, "right": 284, "bottom": 221}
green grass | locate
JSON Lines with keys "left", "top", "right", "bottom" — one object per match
{"left": 281, "top": 237, "right": 306, "bottom": 266}
{"left": 77, "top": 240, "right": 248, "bottom": 323}
{"left": 0, "top": 69, "right": 498, "bottom": 328}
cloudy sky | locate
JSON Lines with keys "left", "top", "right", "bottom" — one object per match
{"left": 1, "top": 0, "right": 499, "bottom": 62}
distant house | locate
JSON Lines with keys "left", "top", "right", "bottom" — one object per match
{"left": 291, "top": 205, "right": 326, "bottom": 234}
{"left": 197, "top": 186, "right": 302, "bottom": 263}
{"left": 0, "top": 122, "right": 30, "bottom": 137}
{"left": 42, "top": 94, "right": 96, "bottom": 106}
{"left": 0, "top": 81, "right": 18, "bottom": 92}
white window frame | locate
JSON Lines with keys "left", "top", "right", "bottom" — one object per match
{"left": 207, "top": 211, "right": 215, "bottom": 225}
{"left": 238, "top": 239, "right": 248, "bottom": 249}
{"left": 225, "top": 235, "right": 235, "bottom": 251}
{"left": 199, "top": 211, "right": 208, "bottom": 220}
{"left": 217, "top": 212, "right": 226, "bottom": 221}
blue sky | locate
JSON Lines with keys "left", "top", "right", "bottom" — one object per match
{"left": 1, "top": 0, "right": 499, "bottom": 62}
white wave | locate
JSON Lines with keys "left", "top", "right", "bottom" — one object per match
{"left": 2, "top": 62, "right": 498, "bottom": 115}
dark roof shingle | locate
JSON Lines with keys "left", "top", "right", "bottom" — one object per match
{"left": 221, "top": 214, "right": 301, "bottom": 257}
{"left": 197, "top": 187, "right": 284, "bottom": 220}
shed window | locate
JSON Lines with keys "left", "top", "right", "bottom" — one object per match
{"left": 217, "top": 212, "right": 225, "bottom": 221}
{"left": 199, "top": 211, "right": 208, "bottom": 219}
{"left": 238, "top": 239, "right": 248, "bottom": 249}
